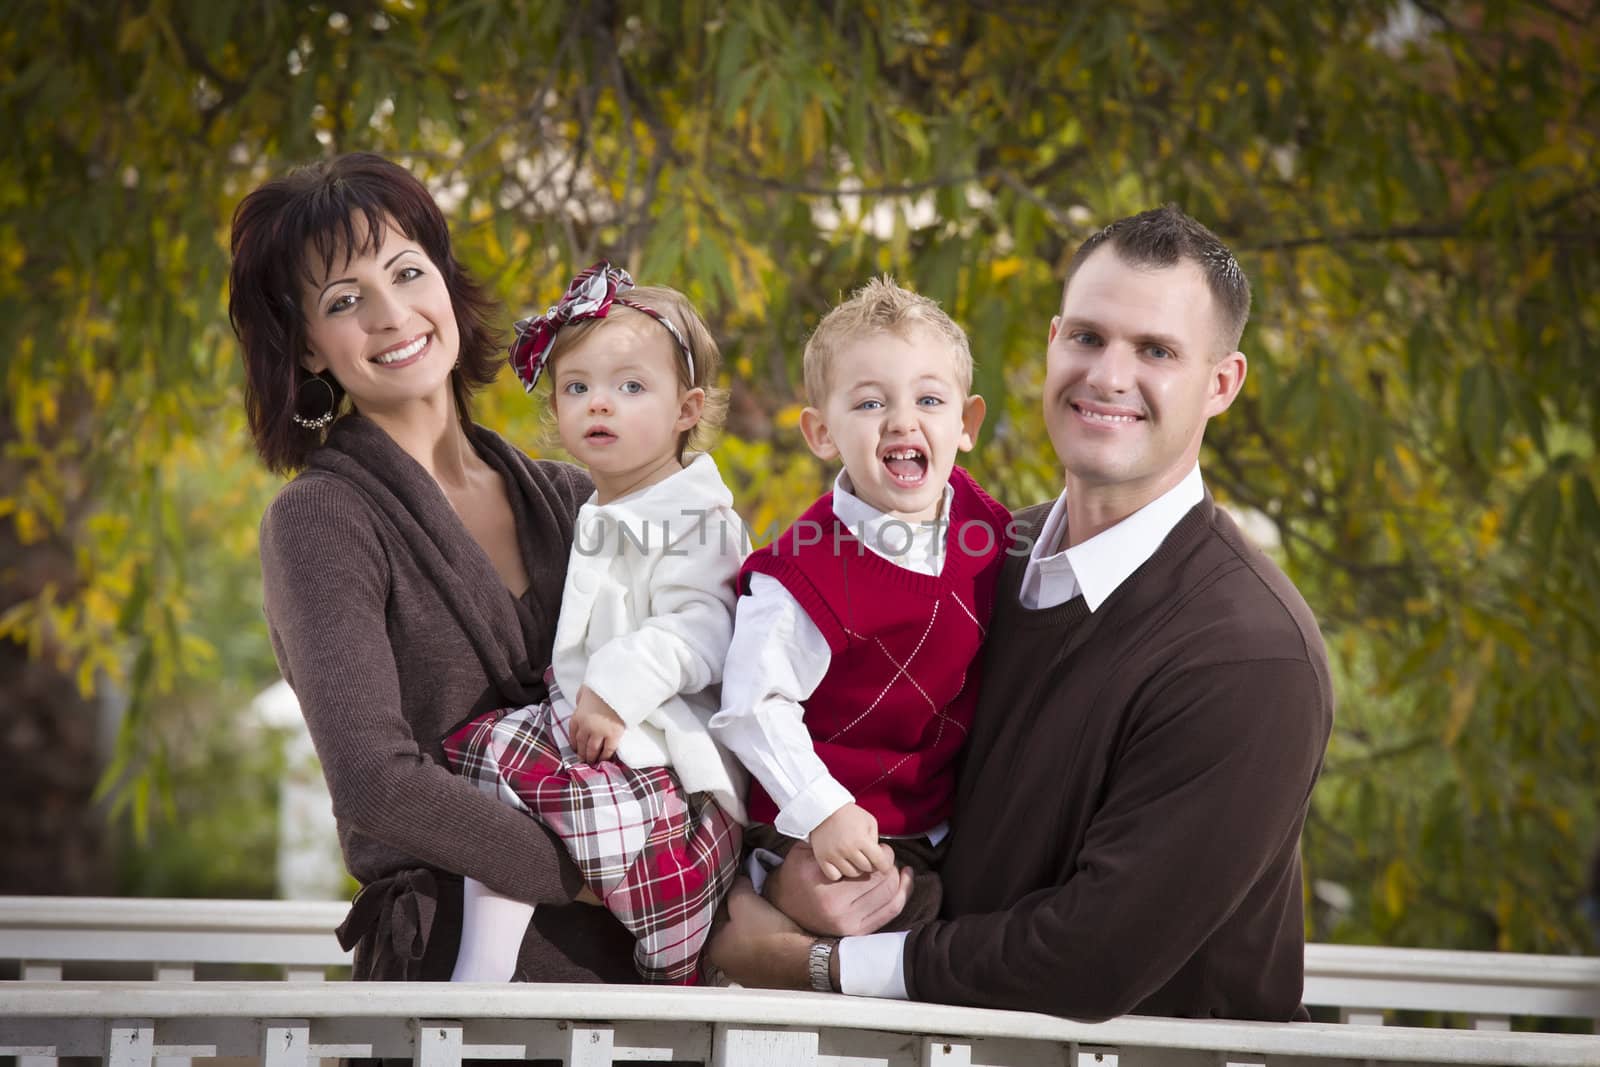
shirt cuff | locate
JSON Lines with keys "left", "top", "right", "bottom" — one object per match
{"left": 839, "top": 932, "right": 909, "bottom": 999}
{"left": 773, "top": 776, "right": 856, "bottom": 840}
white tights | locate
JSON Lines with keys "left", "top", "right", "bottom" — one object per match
{"left": 450, "top": 876, "right": 536, "bottom": 982}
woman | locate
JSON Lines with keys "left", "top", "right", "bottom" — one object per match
{"left": 230, "top": 152, "right": 635, "bottom": 982}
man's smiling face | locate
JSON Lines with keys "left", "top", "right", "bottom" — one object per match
{"left": 1043, "top": 245, "right": 1245, "bottom": 511}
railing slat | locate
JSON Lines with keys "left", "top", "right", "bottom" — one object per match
{"left": 414, "top": 1020, "right": 463, "bottom": 1067}
{"left": 569, "top": 1024, "right": 617, "bottom": 1067}
{"left": 921, "top": 1037, "right": 974, "bottom": 1066}
{"left": 262, "top": 1019, "right": 311, "bottom": 1067}
{"left": 713, "top": 1024, "right": 819, "bottom": 1067}
{"left": 106, "top": 1019, "right": 155, "bottom": 1067}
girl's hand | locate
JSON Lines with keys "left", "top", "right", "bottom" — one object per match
{"left": 570, "top": 686, "right": 625, "bottom": 762}
{"left": 808, "top": 802, "right": 892, "bottom": 881}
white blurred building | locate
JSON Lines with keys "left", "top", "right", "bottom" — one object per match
{"left": 250, "top": 680, "right": 345, "bottom": 901}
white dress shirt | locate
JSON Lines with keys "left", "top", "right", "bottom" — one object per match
{"left": 710, "top": 472, "right": 952, "bottom": 840}
{"left": 838, "top": 464, "right": 1206, "bottom": 998}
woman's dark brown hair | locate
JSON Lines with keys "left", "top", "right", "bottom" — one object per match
{"left": 229, "top": 152, "right": 502, "bottom": 472}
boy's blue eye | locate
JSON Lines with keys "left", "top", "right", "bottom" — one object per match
{"left": 855, "top": 399, "right": 882, "bottom": 411}
{"left": 918, "top": 396, "right": 943, "bottom": 407}
{"left": 621, "top": 380, "right": 644, "bottom": 395}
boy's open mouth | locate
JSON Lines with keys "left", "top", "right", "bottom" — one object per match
{"left": 883, "top": 447, "right": 928, "bottom": 484}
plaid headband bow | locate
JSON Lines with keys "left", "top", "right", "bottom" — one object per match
{"left": 508, "top": 261, "right": 694, "bottom": 392}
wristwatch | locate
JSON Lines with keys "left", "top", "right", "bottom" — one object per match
{"left": 807, "top": 937, "right": 841, "bottom": 993}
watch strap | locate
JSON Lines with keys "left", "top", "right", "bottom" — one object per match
{"left": 807, "top": 936, "right": 840, "bottom": 993}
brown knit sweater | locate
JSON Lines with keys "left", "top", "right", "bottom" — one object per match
{"left": 259, "top": 415, "right": 636, "bottom": 982}
{"left": 904, "top": 493, "right": 1333, "bottom": 1021}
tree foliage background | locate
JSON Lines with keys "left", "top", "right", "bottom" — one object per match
{"left": 2, "top": 0, "right": 1596, "bottom": 951}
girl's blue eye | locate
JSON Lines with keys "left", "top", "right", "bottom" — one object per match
{"left": 564, "top": 381, "right": 588, "bottom": 395}
{"left": 621, "top": 380, "right": 644, "bottom": 395}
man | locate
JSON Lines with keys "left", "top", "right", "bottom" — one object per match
{"left": 708, "top": 205, "right": 1334, "bottom": 1022}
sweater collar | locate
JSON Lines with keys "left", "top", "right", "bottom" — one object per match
{"left": 310, "top": 415, "right": 551, "bottom": 704}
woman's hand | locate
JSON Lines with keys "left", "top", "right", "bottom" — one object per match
{"left": 569, "top": 686, "right": 626, "bottom": 762}
{"left": 808, "top": 802, "right": 893, "bottom": 881}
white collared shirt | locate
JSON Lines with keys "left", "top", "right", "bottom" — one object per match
{"left": 838, "top": 464, "right": 1206, "bottom": 999}
{"left": 710, "top": 473, "right": 952, "bottom": 840}
{"left": 1018, "top": 464, "right": 1205, "bottom": 611}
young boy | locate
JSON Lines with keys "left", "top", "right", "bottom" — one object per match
{"left": 711, "top": 276, "right": 1010, "bottom": 932}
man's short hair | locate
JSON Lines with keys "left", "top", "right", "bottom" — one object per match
{"left": 1065, "top": 205, "right": 1251, "bottom": 353}
{"left": 803, "top": 276, "right": 973, "bottom": 406}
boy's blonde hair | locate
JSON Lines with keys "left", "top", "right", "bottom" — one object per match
{"left": 546, "top": 284, "right": 727, "bottom": 460}
{"left": 803, "top": 276, "right": 973, "bottom": 406}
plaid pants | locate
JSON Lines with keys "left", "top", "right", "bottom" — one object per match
{"left": 442, "top": 671, "right": 740, "bottom": 984}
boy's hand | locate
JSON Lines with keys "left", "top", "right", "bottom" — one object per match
{"left": 808, "top": 803, "right": 893, "bottom": 881}
{"left": 767, "top": 842, "right": 911, "bottom": 936}
{"left": 570, "top": 686, "right": 625, "bottom": 763}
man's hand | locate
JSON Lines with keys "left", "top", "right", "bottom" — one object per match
{"left": 809, "top": 802, "right": 892, "bottom": 880}
{"left": 569, "top": 686, "right": 625, "bottom": 763}
{"left": 768, "top": 841, "right": 912, "bottom": 937}
{"left": 704, "top": 877, "right": 814, "bottom": 989}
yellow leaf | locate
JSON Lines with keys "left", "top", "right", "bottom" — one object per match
{"left": 775, "top": 404, "right": 805, "bottom": 430}
{"left": 1476, "top": 509, "right": 1500, "bottom": 551}
{"left": 990, "top": 256, "right": 1024, "bottom": 283}
{"left": 15, "top": 508, "right": 40, "bottom": 545}
{"left": 1381, "top": 859, "right": 1410, "bottom": 917}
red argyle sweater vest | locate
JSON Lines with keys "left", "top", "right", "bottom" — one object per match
{"left": 739, "top": 468, "right": 1011, "bottom": 835}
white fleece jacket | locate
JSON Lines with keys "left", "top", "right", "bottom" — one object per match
{"left": 549, "top": 453, "right": 749, "bottom": 822}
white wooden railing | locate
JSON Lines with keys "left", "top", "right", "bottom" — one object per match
{"left": 2, "top": 896, "right": 1598, "bottom": 1066}
{"left": 7, "top": 982, "right": 1600, "bottom": 1067}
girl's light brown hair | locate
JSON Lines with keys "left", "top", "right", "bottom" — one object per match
{"left": 544, "top": 284, "right": 726, "bottom": 461}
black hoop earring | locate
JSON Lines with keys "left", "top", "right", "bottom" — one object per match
{"left": 291, "top": 375, "right": 338, "bottom": 430}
